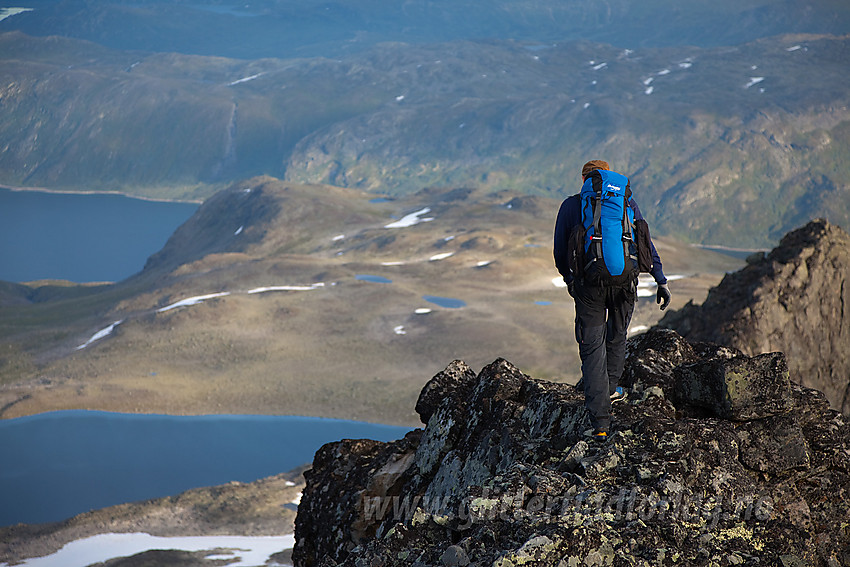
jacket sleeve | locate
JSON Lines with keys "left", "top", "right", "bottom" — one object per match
{"left": 553, "top": 195, "right": 580, "bottom": 283}
{"left": 630, "top": 198, "right": 668, "bottom": 285}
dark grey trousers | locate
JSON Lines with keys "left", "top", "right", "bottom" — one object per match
{"left": 574, "top": 281, "right": 636, "bottom": 431}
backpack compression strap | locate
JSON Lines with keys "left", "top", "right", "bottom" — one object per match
{"left": 622, "top": 194, "right": 635, "bottom": 266}
{"left": 586, "top": 185, "right": 604, "bottom": 273}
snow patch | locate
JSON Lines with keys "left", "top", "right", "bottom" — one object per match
{"left": 551, "top": 277, "right": 567, "bottom": 288}
{"left": 384, "top": 208, "right": 433, "bottom": 228}
{"left": 0, "top": 7, "right": 32, "bottom": 22}
{"left": 381, "top": 261, "right": 406, "bottom": 266}
{"left": 645, "top": 86, "right": 654, "bottom": 95}
{"left": 248, "top": 283, "right": 324, "bottom": 294}
{"left": 592, "top": 62, "right": 607, "bottom": 70}
{"left": 157, "top": 292, "right": 231, "bottom": 312}
{"left": 786, "top": 45, "right": 802, "bottom": 52}
{"left": 393, "top": 325, "right": 406, "bottom": 335}
{"left": 228, "top": 72, "right": 265, "bottom": 86}
{"left": 429, "top": 252, "right": 454, "bottom": 261}
{"left": 637, "top": 274, "right": 685, "bottom": 297}
{"left": 414, "top": 308, "right": 432, "bottom": 314}
{"left": 76, "top": 320, "right": 123, "bottom": 350}
{"left": 332, "top": 234, "right": 345, "bottom": 241}
{"left": 476, "top": 260, "right": 493, "bottom": 267}
{"left": 745, "top": 77, "right": 765, "bottom": 89}
{"left": 657, "top": 69, "right": 671, "bottom": 75}
{"left": 0, "top": 533, "right": 294, "bottom": 567}
{"left": 234, "top": 225, "right": 243, "bottom": 235}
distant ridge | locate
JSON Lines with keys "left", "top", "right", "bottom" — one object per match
{"left": 1, "top": 32, "right": 849, "bottom": 246}
{"left": 3, "top": 0, "right": 849, "bottom": 59}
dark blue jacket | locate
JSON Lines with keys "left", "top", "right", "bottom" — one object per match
{"left": 553, "top": 194, "right": 667, "bottom": 286}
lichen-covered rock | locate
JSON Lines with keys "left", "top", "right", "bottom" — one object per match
{"left": 294, "top": 332, "right": 850, "bottom": 567}
{"left": 415, "top": 360, "right": 477, "bottom": 425}
{"left": 660, "top": 219, "right": 850, "bottom": 416}
{"left": 675, "top": 351, "right": 794, "bottom": 420}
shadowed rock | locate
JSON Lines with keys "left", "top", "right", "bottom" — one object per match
{"left": 675, "top": 351, "right": 794, "bottom": 420}
{"left": 293, "top": 330, "right": 850, "bottom": 567}
{"left": 660, "top": 219, "right": 850, "bottom": 416}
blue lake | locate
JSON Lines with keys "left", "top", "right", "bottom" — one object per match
{"left": 0, "top": 411, "right": 411, "bottom": 527}
{"left": 0, "top": 188, "right": 198, "bottom": 283}
{"left": 423, "top": 295, "right": 466, "bottom": 309}
{"left": 355, "top": 274, "right": 393, "bottom": 284}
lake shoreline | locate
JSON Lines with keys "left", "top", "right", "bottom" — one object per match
{"left": 0, "top": 184, "right": 204, "bottom": 205}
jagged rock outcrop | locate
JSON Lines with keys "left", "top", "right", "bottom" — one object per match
{"left": 293, "top": 330, "right": 850, "bottom": 567}
{"left": 660, "top": 219, "right": 850, "bottom": 417}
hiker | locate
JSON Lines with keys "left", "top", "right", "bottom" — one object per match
{"left": 553, "top": 160, "right": 671, "bottom": 440}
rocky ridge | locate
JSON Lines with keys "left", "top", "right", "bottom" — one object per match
{"left": 659, "top": 219, "right": 850, "bottom": 416}
{"left": 293, "top": 330, "right": 849, "bottom": 566}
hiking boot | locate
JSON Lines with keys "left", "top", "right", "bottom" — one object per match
{"left": 610, "top": 386, "right": 627, "bottom": 404}
{"left": 591, "top": 429, "right": 608, "bottom": 441}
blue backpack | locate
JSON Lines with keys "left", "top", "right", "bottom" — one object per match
{"left": 569, "top": 169, "right": 642, "bottom": 286}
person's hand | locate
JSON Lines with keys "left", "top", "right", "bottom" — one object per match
{"left": 567, "top": 281, "right": 576, "bottom": 298}
{"left": 656, "top": 283, "right": 671, "bottom": 311}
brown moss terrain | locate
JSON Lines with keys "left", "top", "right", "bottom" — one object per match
{"left": 0, "top": 177, "right": 741, "bottom": 426}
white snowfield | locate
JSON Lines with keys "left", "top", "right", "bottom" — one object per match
{"left": 228, "top": 72, "right": 266, "bottom": 86}
{"left": 78, "top": 283, "right": 325, "bottom": 350}
{"left": 0, "top": 533, "right": 294, "bottom": 567}
{"left": 0, "top": 7, "right": 32, "bottom": 22}
{"left": 745, "top": 76, "right": 765, "bottom": 89}
{"left": 551, "top": 275, "right": 686, "bottom": 295}
{"left": 247, "top": 283, "right": 325, "bottom": 294}
{"left": 384, "top": 207, "right": 433, "bottom": 228}
{"left": 76, "top": 320, "right": 123, "bottom": 350}
{"left": 157, "top": 292, "right": 232, "bottom": 313}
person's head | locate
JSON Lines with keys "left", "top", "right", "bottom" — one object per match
{"left": 581, "top": 159, "right": 610, "bottom": 181}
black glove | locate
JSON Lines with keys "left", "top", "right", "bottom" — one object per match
{"left": 656, "top": 283, "right": 671, "bottom": 311}
{"left": 567, "top": 280, "right": 575, "bottom": 298}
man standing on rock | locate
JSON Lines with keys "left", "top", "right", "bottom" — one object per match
{"left": 553, "top": 160, "right": 671, "bottom": 440}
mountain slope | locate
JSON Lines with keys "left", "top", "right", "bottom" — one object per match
{"left": 1, "top": 32, "right": 848, "bottom": 245}
{"left": 659, "top": 219, "right": 850, "bottom": 416}
{"left": 0, "top": 177, "right": 741, "bottom": 424}
{"left": 3, "top": 0, "right": 849, "bottom": 59}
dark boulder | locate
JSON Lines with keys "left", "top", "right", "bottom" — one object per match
{"left": 659, "top": 219, "right": 850, "bottom": 416}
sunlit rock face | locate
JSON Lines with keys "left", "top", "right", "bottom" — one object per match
{"left": 660, "top": 219, "right": 850, "bottom": 417}
{"left": 294, "top": 333, "right": 850, "bottom": 567}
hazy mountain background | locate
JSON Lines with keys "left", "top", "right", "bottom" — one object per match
{"left": 2, "top": 0, "right": 849, "bottom": 246}
{"left": 1, "top": 0, "right": 849, "bottom": 423}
